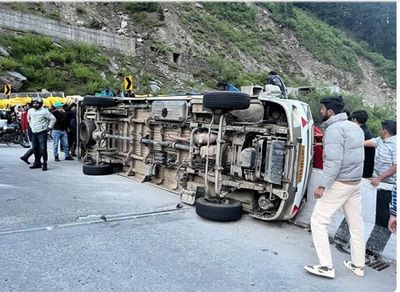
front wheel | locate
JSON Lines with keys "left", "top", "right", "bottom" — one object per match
{"left": 82, "top": 164, "right": 114, "bottom": 175}
{"left": 195, "top": 197, "right": 243, "bottom": 222}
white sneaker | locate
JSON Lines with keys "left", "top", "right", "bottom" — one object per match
{"left": 343, "top": 261, "right": 365, "bottom": 277}
{"left": 304, "top": 265, "right": 335, "bottom": 279}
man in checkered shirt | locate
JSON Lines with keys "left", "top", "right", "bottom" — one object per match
{"left": 364, "top": 120, "right": 396, "bottom": 256}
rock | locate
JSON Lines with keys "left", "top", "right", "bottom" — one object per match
{"left": 120, "top": 20, "right": 128, "bottom": 29}
{"left": 164, "top": 9, "right": 169, "bottom": 12}
{"left": 108, "top": 60, "right": 119, "bottom": 74}
{"left": 76, "top": 20, "right": 84, "bottom": 26}
{"left": 100, "top": 72, "right": 106, "bottom": 80}
{"left": 7, "top": 71, "right": 27, "bottom": 81}
{"left": 195, "top": 3, "right": 204, "bottom": 9}
{"left": 0, "top": 47, "right": 10, "bottom": 57}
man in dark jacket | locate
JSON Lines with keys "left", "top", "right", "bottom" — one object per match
{"left": 266, "top": 71, "right": 287, "bottom": 97}
{"left": 51, "top": 102, "right": 74, "bottom": 161}
{"left": 304, "top": 96, "right": 365, "bottom": 279}
{"left": 350, "top": 110, "right": 375, "bottom": 178}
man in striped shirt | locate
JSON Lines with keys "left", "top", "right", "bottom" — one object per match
{"left": 388, "top": 182, "right": 396, "bottom": 233}
{"left": 364, "top": 120, "right": 396, "bottom": 256}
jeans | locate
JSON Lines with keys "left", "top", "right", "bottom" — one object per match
{"left": 31, "top": 130, "right": 48, "bottom": 165}
{"left": 52, "top": 129, "right": 69, "bottom": 157}
{"left": 310, "top": 181, "right": 365, "bottom": 268}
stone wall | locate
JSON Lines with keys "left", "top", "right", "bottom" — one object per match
{"left": 0, "top": 9, "right": 135, "bottom": 56}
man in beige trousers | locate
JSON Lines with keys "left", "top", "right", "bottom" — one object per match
{"left": 304, "top": 96, "right": 365, "bottom": 279}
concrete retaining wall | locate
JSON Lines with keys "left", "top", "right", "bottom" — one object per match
{"left": 0, "top": 9, "right": 135, "bottom": 56}
{"left": 294, "top": 168, "right": 396, "bottom": 261}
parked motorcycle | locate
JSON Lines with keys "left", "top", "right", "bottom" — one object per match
{"left": 0, "top": 120, "right": 30, "bottom": 148}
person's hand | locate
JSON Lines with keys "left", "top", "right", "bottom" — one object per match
{"left": 46, "top": 127, "right": 52, "bottom": 132}
{"left": 388, "top": 215, "right": 396, "bottom": 234}
{"left": 314, "top": 187, "right": 325, "bottom": 199}
{"left": 370, "top": 176, "right": 382, "bottom": 187}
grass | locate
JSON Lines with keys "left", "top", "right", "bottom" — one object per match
{"left": 0, "top": 33, "right": 115, "bottom": 95}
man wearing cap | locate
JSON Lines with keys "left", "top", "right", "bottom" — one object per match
{"left": 304, "top": 96, "right": 365, "bottom": 279}
{"left": 28, "top": 97, "right": 56, "bottom": 171}
{"left": 51, "top": 101, "right": 74, "bottom": 162}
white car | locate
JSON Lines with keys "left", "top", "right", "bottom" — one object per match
{"left": 77, "top": 84, "right": 314, "bottom": 222}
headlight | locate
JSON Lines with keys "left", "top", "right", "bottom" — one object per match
{"left": 3, "top": 125, "right": 7, "bottom": 130}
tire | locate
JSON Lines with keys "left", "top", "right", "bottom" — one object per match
{"left": 203, "top": 92, "right": 250, "bottom": 110}
{"left": 83, "top": 96, "right": 115, "bottom": 107}
{"left": 79, "top": 120, "right": 96, "bottom": 146}
{"left": 82, "top": 164, "right": 114, "bottom": 175}
{"left": 195, "top": 197, "right": 243, "bottom": 222}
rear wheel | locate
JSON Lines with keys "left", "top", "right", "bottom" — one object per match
{"left": 195, "top": 197, "right": 243, "bottom": 222}
{"left": 82, "top": 164, "right": 114, "bottom": 175}
{"left": 83, "top": 96, "right": 115, "bottom": 107}
{"left": 203, "top": 92, "right": 250, "bottom": 110}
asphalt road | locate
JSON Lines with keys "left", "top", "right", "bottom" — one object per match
{"left": 0, "top": 144, "right": 397, "bottom": 291}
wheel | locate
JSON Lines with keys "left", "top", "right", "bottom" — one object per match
{"left": 82, "top": 164, "right": 114, "bottom": 175}
{"left": 18, "top": 134, "right": 31, "bottom": 148}
{"left": 83, "top": 96, "right": 115, "bottom": 107}
{"left": 79, "top": 120, "right": 96, "bottom": 146}
{"left": 203, "top": 92, "right": 250, "bottom": 110}
{"left": 195, "top": 197, "right": 243, "bottom": 222}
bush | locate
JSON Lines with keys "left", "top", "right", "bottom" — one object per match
{"left": 295, "top": 88, "right": 396, "bottom": 135}
{"left": 126, "top": 2, "right": 160, "bottom": 13}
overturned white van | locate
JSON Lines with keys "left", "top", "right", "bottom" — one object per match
{"left": 77, "top": 84, "right": 314, "bottom": 222}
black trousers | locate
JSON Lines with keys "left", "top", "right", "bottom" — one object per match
{"left": 31, "top": 130, "right": 48, "bottom": 165}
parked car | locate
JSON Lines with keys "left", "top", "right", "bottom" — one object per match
{"left": 76, "top": 84, "right": 314, "bottom": 222}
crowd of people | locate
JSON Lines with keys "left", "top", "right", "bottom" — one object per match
{"left": 304, "top": 96, "right": 396, "bottom": 280}
{"left": 18, "top": 97, "right": 78, "bottom": 171}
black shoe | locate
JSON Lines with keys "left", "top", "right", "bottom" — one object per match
{"left": 55, "top": 155, "right": 60, "bottom": 162}
{"left": 20, "top": 156, "right": 31, "bottom": 165}
{"left": 42, "top": 164, "right": 48, "bottom": 171}
{"left": 65, "top": 156, "right": 74, "bottom": 161}
{"left": 71, "top": 152, "right": 77, "bottom": 157}
{"left": 29, "top": 164, "right": 41, "bottom": 169}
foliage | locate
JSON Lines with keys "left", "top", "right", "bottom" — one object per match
{"left": 259, "top": 3, "right": 396, "bottom": 88}
{"left": 126, "top": 2, "right": 160, "bottom": 13}
{"left": 0, "top": 34, "right": 114, "bottom": 95}
{"left": 295, "top": 89, "right": 396, "bottom": 135}
{"left": 76, "top": 6, "right": 86, "bottom": 14}
{"left": 294, "top": 2, "right": 396, "bottom": 60}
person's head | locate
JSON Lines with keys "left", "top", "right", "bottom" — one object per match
{"left": 379, "top": 120, "right": 396, "bottom": 139}
{"left": 105, "top": 87, "right": 110, "bottom": 93}
{"left": 349, "top": 110, "right": 368, "bottom": 125}
{"left": 216, "top": 81, "right": 228, "bottom": 91}
{"left": 319, "top": 96, "right": 345, "bottom": 121}
{"left": 31, "top": 97, "right": 43, "bottom": 110}
{"left": 268, "top": 70, "right": 277, "bottom": 76}
{"left": 54, "top": 101, "right": 64, "bottom": 110}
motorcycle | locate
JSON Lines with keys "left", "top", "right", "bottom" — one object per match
{"left": 0, "top": 119, "right": 31, "bottom": 148}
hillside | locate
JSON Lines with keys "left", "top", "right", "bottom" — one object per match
{"left": 0, "top": 2, "right": 396, "bottom": 105}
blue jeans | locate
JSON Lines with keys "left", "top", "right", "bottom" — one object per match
{"left": 32, "top": 130, "right": 48, "bottom": 165}
{"left": 52, "top": 130, "right": 69, "bottom": 157}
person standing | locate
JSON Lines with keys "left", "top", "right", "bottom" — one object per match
{"left": 304, "top": 96, "right": 365, "bottom": 279}
{"left": 388, "top": 182, "right": 396, "bottom": 234}
{"left": 28, "top": 97, "right": 56, "bottom": 171}
{"left": 51, "top": 101, "right": 74, "bottom": 161}
{"left": 19, "top": 103, "right": 34, "bottom": 164}
{"left": 364, "top": 120, "right": 396, "bottom": 256}
{"left": 350, "top": 110, "right": 375, "bottom": 178}
{"left": 333, "top": 109, "right": 375, "bottom": 245}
